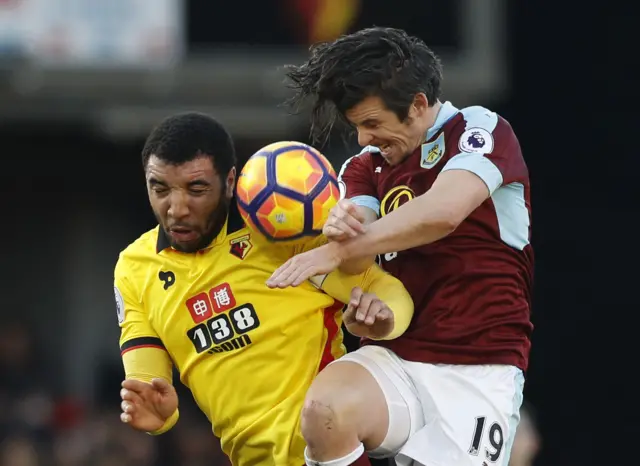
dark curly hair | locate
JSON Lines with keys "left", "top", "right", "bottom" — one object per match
{"left": 284, "top": 27, "right": 443, "bottom": 146}
{"left": 141, "top": 112, "right": 236, "bottom": 180}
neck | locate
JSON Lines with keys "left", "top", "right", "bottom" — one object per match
{"left": 420, "top": 100, "right": 442, "bottom": 140}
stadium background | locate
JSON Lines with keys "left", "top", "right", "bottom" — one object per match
{"left": 0, "top": 1, "right": 633, "bottom": 465}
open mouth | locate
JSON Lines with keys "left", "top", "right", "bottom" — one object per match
{"left": 379, "top": 143, "right": 392, "bottom": 157}
{"left": 169, "top": 227, "right": 197, "bottom": 242}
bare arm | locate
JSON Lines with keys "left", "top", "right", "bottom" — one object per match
{"left": 337, "top": 205, "right": 379, "bottom": 275}
{"left": 338, "top": 170, "right": 490, "bottom": 260}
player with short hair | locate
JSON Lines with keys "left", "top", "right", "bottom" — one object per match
{"left": 115, "top": 112, "right": 414, "bottom": 466}
{"left": 268, "top": 27, "right": 533, "bottom": 466}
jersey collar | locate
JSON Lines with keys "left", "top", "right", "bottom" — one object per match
{"left": 155, "top": 199, "right": 245, "bottom": 254}
{"left": 425, "top": 101, "right": 459, "bottom": 141}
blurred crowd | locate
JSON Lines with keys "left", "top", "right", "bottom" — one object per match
{"left": 0, "top": 319, "right": 230, "bottom": 466}
{"left": 0, "top": 319, "right": 539, "bottom": 466}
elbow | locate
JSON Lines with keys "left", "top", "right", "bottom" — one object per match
{"left": 384, "top": 313, "right": 413, "bottom": 340}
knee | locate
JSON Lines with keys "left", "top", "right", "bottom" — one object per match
{"left": 300, "top": 391, "right": 356, "bottom": 444}
{"left": 301, "top": 361, "right": 388, "bottom": 447}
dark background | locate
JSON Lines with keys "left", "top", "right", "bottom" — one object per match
{"left": 1, "top": 1, "right": 636, "bottom": 465}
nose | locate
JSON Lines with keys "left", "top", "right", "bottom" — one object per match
{"left": 357, "top": 129, "right": 374, "bottom": 147}
{"left": 167, "top": 191, "right": 189, "bottom": 220}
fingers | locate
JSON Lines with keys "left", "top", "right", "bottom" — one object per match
{"left": 121, "top": 387, "right": 143, "bottom": 405}
{"left": 343, "top": 286, "right": 364, "bottom": 319}
{"left": 373, "top": 308, "right": 393, "bottom": 322}
{"left": 290, "top": 265, "right": 318, "bottom": 287}
{"left": 120, "top": 394, "right": 137, "bottom": 424}
{"left": 324, "top": 201, "right": 366, "bottom": 240}
{"left": 341, "top": 200, "right": 367, "bottom": 223}
{"left": 355, "top": 293, "right": 378, "bottom": 325}
{"left": 267, "top": 258, "right": 316, "bottom": 288}
{"left": 268, "top": 244, "right": 341, "bottom": 288}
{"left": 266, "top": 259, "right": 296, "bottom": 288}
{"left": 350, "top": 286, "right": 364, "bottom": 305}
{"left": 121, "top": 399, "right": 135, "bottom": 416}
{"left": 120, "top": 380, "right": 149, "bottom": 424}
{"left": 325, "top": 216, "right": 364, "bottom": 238}
{"left": 121, "top": 379, "right": 152, "bottom": 393}
{"left": 350, "top": 292, "right": 392, "bottom": 325}
{"left": 151, "top": 378, "right": 171, "bottom": 395}
{"left": 322, "top": 224, "right": 350, "bottom": 242}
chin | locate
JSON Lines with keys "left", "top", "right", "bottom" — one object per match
{"left": 384, "top": 153, "right": 405, "bottom": 166}
{"left": 170, "top": 241, "right": 199, "bottom": 253}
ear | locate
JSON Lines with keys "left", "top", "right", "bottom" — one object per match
{"left": 411, "top": 93, "right": 430, "bottom": 118}
{"left": 225, "top": 167, "right": 237, "bottom": 198}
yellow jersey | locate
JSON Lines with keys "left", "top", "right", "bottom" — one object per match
{"left": 115, "top": 202, "right": 413, "bottom": 466}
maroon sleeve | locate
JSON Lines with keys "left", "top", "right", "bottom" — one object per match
{"left": 337, "top": 151, "right": 381, "bottom": 213}
{"left": 483, "top": 118, "right": 528, "bottom": 186}
{"left": 444, "top": 116, "right": 528, "bottom": 193}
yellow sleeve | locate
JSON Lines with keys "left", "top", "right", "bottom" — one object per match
{"left": 311, "top": 265, "right": 414, "bottom": 340}
{"left": 114, "top": 255, "right": 178, "bottom": 435}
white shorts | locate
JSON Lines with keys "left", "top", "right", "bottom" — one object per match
{"left": 332, "top": 345, "right": 525, "bottom": 466}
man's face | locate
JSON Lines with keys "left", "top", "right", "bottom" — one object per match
{"left": 345, "top": 94, "right": 428, "bottom": 166}
{"left": 146, "top": 154, "right": 235, "bottom": 253}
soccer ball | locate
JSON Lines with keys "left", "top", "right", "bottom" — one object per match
{"left": 236, "top": 141, "right": 340, "bottom": 242}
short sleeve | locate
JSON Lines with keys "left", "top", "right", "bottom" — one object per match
{"left": 114, "top": 255, "right": 165, "bottom": 354}
{"left": 114, "top": 254, "right": 174, "bottom": 387}
{"left": 338, "top": 149, "right": 381, "bottom": 215}
{"left": 442, "top": 110, "right": 528, "bottom": 195}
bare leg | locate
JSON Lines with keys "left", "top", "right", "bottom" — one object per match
{"left": 301, "top": 361, "right": 389, "bottom": 465}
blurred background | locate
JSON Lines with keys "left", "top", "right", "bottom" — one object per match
{"left": 0, "top": 1, "right": 634, "bottom": 465}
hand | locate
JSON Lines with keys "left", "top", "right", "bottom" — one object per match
{"left": 267, "top": 242, "right": 344, "bottom": 288}
{"left": 120, "top": 378, "right": 178, "bottom": 432}
{"left": 323, "top": 199, "right": 366, "bottom": 241}
{"left": 343, "top": 287, "right": 395, "bottom": 339}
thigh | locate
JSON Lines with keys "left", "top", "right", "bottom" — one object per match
{"left": 397, "top": 363, "right": 525, "bottom": 466}
{"left": 327, "top": 346, "right": 424, "bottom": 457}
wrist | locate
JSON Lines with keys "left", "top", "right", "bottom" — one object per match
{"left": 331, "top": 239, "right": 350, "bottom": 265}
{"left": 147, "top": 408, "right": 179, "bottom": 436}
{"left": 337, "top": 232, "right": 366, "bottom": 263}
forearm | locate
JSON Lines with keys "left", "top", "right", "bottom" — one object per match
{"left": 337, "top": 205, "right": 378, "bottom": 274}
{"left": 122, "top": 346, "right": 173, "bottom": 384}
{"left": 338, "top": 256, "right": 377, "bottom": 275}
{"left": 317, "top": 266, "right": 414, "bottom": 340}
{"left": 339, "top": 193, "right": 455, "bottom": 261}
{"left": 122, "top": 346, "right": 179, "bottom": 434}
{"left": 364, "top": 269, "right": 414, "bottom": 340}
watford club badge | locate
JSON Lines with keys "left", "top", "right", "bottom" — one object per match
{"left": 229, "top": 234, "right": 252, "bottom": 260}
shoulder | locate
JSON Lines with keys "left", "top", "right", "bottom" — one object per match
{"left": 115, "top": 227, "right": 160, "bottom": 279}
{"left": 338, "top": 146, "right": 382, "bottom": 177}
{"left": 449, "top": 106, "right": 517, "bottom": 155}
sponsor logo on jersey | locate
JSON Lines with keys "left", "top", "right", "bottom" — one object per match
{"left": 420, "top": 132, "right": 446, "bottom": 169}
{"left": 158, "top": 270, "right": 176, "bottom": 290}
{"left": 381, "top": 185, "right": 415, "bottom": 216}
{"left": 185, "top": 281, "right": 260, "bottom": 356}
{"left": 186, "top": 283, "right": 238, "bottom": 323}
{"left": 458, "top": 127, "right": 494, "bottom": 154}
